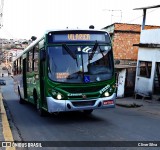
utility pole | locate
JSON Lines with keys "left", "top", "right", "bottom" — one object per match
{"left": 0, "top": 0, "right": 4, "bottom": 28}
{"left": 0, "top": 0, "right": 4, "bottom": 64}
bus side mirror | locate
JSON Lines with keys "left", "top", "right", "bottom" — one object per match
{"left": 40, "top": 49, "right": 46, "bottom": 61}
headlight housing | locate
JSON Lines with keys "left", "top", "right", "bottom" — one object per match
{"left": 104, "top": 91, "right": 109, "bottom": 97}
{"left": 50, "top": 89, "right": 64, "bottom": 100}
{"left": 100, "top": 85, "right": 114, "bottom": 97}
{"left": 57, "top": 93, "right": 62, "bottom": 100}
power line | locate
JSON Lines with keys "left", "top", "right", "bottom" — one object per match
{"left": 103, "top": 9, "right": 122, "bottom": 24}
{"left": 115, "top": 7, "right": 160, "bottom": 31}
{"left": 103, "top": 6, "right": 159, "bottom": 32}
{"left": 106, "top": 8, "right": 160, "bottom": 60}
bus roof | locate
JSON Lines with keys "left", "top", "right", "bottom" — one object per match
{"left": 44, "top": 28, "right": 107, "bottom": 34}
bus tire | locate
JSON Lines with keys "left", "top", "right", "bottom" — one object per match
{"left": 18, "top": 86, "right": 25, "bottom": 104}
{"left": 83, "top": 109, "right": 93, "bottom": 115}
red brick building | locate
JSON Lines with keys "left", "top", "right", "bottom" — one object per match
{"left": 103, "top": 23, "right": 160, "bottom": 62}
{"left": 103, "top": 23, "right": 160, "bottom": 97}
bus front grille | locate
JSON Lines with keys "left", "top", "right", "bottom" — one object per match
{"left": 62, "top": 85, "right": 105, "bottom": 93}
{"left": 71, "top": 100, "right": 96, "bottom": 107}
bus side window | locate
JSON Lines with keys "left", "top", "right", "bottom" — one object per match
{"left": 26, "top": 53, "right": 29, "bottom": 72}
{"left": 20, "top": 57, "right": 23, "bottom": 74}
{"left": 16, "top": 60, "right": 18, "bottom": 75}
{"left": 33, "top": 45, "right": 39, "bottom": 72}
{"left": 29, "top": 49, "right": 33, "bottom": 72}
{"left": 13, "top": 62, "right": 17, "bottom": 75}
{"left": 18, "top": 58, "right": 21, "bottom": 74}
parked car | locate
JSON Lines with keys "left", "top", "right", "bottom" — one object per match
{"left": 0, "top": 79, "right": 6, "bottom": 85}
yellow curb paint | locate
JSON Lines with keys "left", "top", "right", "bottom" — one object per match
{"left": 0, "top": 93, "right": 16, "bottom": 150}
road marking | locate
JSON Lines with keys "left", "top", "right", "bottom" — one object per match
{"left": 0, "top": 93, "right": 16, "bottom": 150}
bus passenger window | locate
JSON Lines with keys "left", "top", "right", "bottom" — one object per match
{"left": 29, "top": 50, "right": 33, "bottom": 72}
{"left": 33, "top": 45, "right": 39, "bottom": 72}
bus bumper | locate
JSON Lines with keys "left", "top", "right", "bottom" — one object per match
{"left": 46, "top": 93, "right": 116, "bottom": 113}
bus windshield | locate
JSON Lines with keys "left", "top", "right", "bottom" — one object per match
{"left": 48, "top": 43, "right": 113, "bottom": 83}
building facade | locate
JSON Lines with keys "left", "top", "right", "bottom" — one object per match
{"left": 133, "top": 5, "right": 160, "bottom": 100}
{"left": 103, "top": 23, "right": 160, "bottom": 63}
{"left": 0, "top": 38, "right": 30, "bottom": 74}
{"left": 103, "top": 23, "right": 160, "bottom": 97}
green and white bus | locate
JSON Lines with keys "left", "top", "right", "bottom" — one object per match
{"left": 13, "top": 29, "right": 116, "bottom": 116}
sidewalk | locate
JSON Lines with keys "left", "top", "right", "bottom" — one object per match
{"left": 116, "top": 96, "right": 160, "bottom": 116}
{"left": 0, "top": 93, "right": 5, "bottom": 142}
{"left": 0, "top": 90, "right": 15, "bottom": 150}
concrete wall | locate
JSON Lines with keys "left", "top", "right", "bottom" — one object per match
{"left": 135, "top": 29, "right": 160, "bottom": 97}
{"left": 140, "top": 29, "right": 160, "bottom": 44}
{"left": 138, "top": 48, "right": 160, "bottom": 62}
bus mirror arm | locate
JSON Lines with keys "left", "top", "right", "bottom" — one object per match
{"left": 40, "top": 49, "right": 46, "bottom": 61}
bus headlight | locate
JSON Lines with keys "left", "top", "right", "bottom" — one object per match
{"left": 104, "top": 91, "right": 109, "bottom": 97}
{"left": 57, "top": 93, "right": 62, "bottom": 100}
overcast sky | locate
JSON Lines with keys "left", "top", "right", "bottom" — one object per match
{"left": 0, "top": 0, "right": 160, "bottom": 39}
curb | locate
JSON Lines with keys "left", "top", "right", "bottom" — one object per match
{"left": 0, "top": 93, "right": 16, "bottom": 150}
{"left": 116, "top": 102, "right": 143, "bottom": 108}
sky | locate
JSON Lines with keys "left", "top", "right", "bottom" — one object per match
{"left": 0, "top": 0, "right": 160, "bottom": 39}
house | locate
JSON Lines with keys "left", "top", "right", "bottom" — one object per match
{"left": 134, "top": 5, "right": 160, "bottom": 100}
{"left": 102, "top": 23, "right": 160, "bottom": 97}
{"left": 103, "top": 23, "right": 160, "bottom": 63}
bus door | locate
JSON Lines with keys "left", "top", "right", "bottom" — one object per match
{"left": 23, "top": 58, "right": 28, "bottom": 99}
{"left": 39, "top": 48, "right": 46, "bottom": 107}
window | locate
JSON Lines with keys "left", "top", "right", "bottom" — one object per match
{"left": 26, "top": 46, "right": 39, "bottom": 73}
{"left": 14, "top": 60, "right": 18, "bottom": 75}
{"left": 20, "top": 57, "right": 23, "bottom": 73}
{"left": 26, "top": 53, "right": 29, "bottom": 72}
{"left": 154, "top": 62, "right": 160, "bottom": 94}
{"left": 33, "top": 45, "right": 39, "bottom": 72}
{"left": 28, "top": 49, "right": 33, "bottom": 72}
{"left": 18, "top": 57, "right": 22, "bottom": 74}
{"left": 138, "top": 61, "right": 152, "bottom": 78}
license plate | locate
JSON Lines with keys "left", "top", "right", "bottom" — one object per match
{"left": 103, "top": 100, "right": 114, "bottom": 105}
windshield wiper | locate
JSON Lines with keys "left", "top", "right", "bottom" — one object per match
{"left": 62, "top": 44, "right": 77, "bottom": 60}
{"left": 88, "top": 41, "right": 98, "bottom": 60}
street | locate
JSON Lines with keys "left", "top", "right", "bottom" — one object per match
{"left": 1, "top": 77, "right": 160, "bottom": 150}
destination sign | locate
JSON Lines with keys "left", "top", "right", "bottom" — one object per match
{"left": 68, "top": 34, "right": 90, "bottom": 41}
{"left": 48, "top": 32, "right": 108, "bottom": 43}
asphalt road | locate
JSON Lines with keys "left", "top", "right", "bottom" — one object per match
{"left": 1, "top": 77, "right": 160, "bottom": 150}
